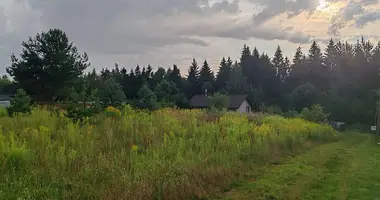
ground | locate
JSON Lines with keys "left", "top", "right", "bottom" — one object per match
{"left": 213, "top": 133, "right": 380, "bottom": 200}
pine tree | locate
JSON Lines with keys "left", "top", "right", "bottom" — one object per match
{"left": 283, "top": 57, "right": 291, "bottom": 81}
{"left": 288, "top": 47, "right": 308, "bottom": 91}
{"left": 199, "top": 59, "right": 214, "bottom": 93}
{"left": 252, "top": 47, "right": 260, "bottom": 61}
{"left": 293, "top": 47, "right": 304, "bottom": 65}
{"left": 215, "top": 57, "right": 232, "bottom": 92}
{"left": 308, "top": 41, "right": 323, "bottom": 66}
{"left": 308, "top": 41, "right": 329, "bottom": 91}
{"left": 7, "top": 89, "right": 32, "bottom": 116}
{"left": 136, "top": 84, "right": 158, "bottom": 110}
{"left": 168, "top": 64, "right": 182, "bottom": 87}
{"left": 6, "top": 29, "right": 89, "bottom": 102}
{"left": 227, "top": 62, "right": 248, "bottom": 94}
{"left": 272, "top": 45, "right": 287, "bottom": 83}
{"left": 186, "top": 58, "right": 200, "bottom": 96}
{"left": 324, "top": 39, "right": 337, "bottom": 71}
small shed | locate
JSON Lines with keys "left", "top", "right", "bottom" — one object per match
{"left": 189, "top": 94, "right": 252, "bottom": 113}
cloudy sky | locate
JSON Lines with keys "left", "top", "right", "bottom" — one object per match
{"left": 0, "top": 0, "right": 379, "bottom": 75}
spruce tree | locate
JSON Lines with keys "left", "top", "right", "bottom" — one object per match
{"left": 199, "top": 59, "right": 214, "bottom": 93}
{"left": 215, "top": 57, "right": 232, "bottom": 92}
{"left": 186, "top": 58, "right": 200, "bottom": 96}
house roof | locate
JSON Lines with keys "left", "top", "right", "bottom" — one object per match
{"left": 189, "top": 94, "right": 249, "bottom": 109}
{"left": 0, "top": 94, "right": 13, "bottom": 101}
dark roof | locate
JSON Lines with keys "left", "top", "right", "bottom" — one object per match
{"left": 0, "top": 94, "right": 13, "bottom": 101}
{"left": 189, "top": 94, "right": 249, "bottom": 109}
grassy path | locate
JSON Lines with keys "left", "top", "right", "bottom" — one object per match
{"left": 215, "top": 133, "right": 380, "bottom": 200}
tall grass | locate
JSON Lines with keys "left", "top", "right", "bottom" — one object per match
{"left": 0, "top": 106, "right": 7, "bottom": 117}
{"left": 0, "top": 106, "right": 337, "bottom": 200}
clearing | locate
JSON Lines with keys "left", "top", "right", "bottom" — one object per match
{"left": 214, "top": 133, "right": 380, "bottom": 200}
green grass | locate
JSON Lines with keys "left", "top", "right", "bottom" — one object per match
{"left": 216, "top": 133, "right": 380, "bottom": 200}
{"left": 0, "top": 107, "right": 338, "bottom": 200}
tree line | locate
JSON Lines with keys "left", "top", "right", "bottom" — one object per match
{"left": 1, "top": 28, "right": 379, "bottom": 125}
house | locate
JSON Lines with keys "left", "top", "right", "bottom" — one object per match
{"left": 189, "top": 94, "right": 252, "bottom": 113}
{"left": 0, "top": 94, "right": 13, "bottom": 107}
{"left": 329, "top": 121, "right": 345, "bottom": 131}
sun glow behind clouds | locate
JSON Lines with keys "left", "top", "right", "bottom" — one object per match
{"left": 315, "top": 0, "right": 341, "bottom": 16}
{"left": 316, "top": 0, "right": 328, "bottom": 11}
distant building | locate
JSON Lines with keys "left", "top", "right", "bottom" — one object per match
{"left": 189, "top": 94, "right": 252, "bottom": 113}
{"left": 329, "top": 121, "right": 345, "bottom": 130}
{"left": 0, "top": 94, "right": 13, "bottom": 107}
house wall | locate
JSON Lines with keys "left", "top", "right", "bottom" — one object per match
{"left": 235, "top": 100, "right": 252, "bottom": 113}
{"left": 0, "top": 100, "right": 10, "bottom": 107}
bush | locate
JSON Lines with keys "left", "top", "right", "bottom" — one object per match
{"left": 208, "top": 93, "right": 229, "bottom": 111}
{"left": 264, "top": 105, "right": 283, "bottom": 115}
{"left": 7, "top": 89, "right": 32, "bottom": 116}
{"left": 284, "top": 109, "right": 299, "bottom": 118}
{"left": 300, "top": 104, "right": 329, "bottom": 123}
{"left": 0, "top": 107, "right": 8, "bottom": 117}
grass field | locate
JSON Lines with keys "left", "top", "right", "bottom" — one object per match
{"left": 0, "top": 106, "right": 377, "bottom": 200}
{"left": 216, "top": 133, "right": 380, "bottom": 200}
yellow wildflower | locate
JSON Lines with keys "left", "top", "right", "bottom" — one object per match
{"left": 131, "top": 144, "right": 139, "bottom": 152}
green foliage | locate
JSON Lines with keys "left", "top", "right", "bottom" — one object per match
{"left": 0, "top": 107, "right": 337, "bottom": 199}
{"left": 0, "top": 106, "right": 8, "bottom": 117}
{"left": 227, "top": 63, "right": 248, "bottom": 94}
{"left": 284, "top": 109, "right": 299, "bottom": 118}
{"left": 98, "top": 77, "right": 126, "bottom": 108}
{"left": 208, "top": 93, "right": 229, "bottom": 111}
{"left": 7, "top": 89, "right": 32, "bottom": 116}
{"left": 265, "top": 105, "right": 284, "bottom": 115}
{"left": 300, "top": 104, "right": 329, "bottom": 123}
{"left": 199, "top": 60, "right": 214, "bottom": 92}
{"left": 289, "top": 83, "right": 319, "bottom": 111}
{"left": 186, "top": 58, "right": 200, "bottom": 96}
{"left": 215, "top": 57, "right": 232, "bottom": 92}
{"left": 136, "top": 84, "right": 158, "bottom": 110}
{"left": 224, "top": 134, "right": 380, "bottom": 200}
{"left": 0, "top": 75, "right": 11, "bottom": 93}
{"left": 6, "top": 29, "right": 89, "bottom": 102}
{"left": 5, "top": 30, "right": 380, "bottom": 129}
{"left": 154, "top": 80, "right": 179, "bottom": 107}
{"left": 4, "top": 145, "right": 31, "bottom": 171}
{"left": 65, "top": 77, "right": 101, "bottom": 122}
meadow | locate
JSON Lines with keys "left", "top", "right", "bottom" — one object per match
{"left": 0, "top": 106, "right": 338, "bottom": 200}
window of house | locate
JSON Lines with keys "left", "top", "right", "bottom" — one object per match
{"left": 246, "top": 106, "right": 250, "bottom": 113}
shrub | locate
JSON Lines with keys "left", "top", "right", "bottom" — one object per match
{"left": 208, "top": 93, "right": 229, "bottom": 111}
{"left": 7, "top": 89, "right": 32, "bottom": 116}
{"left": 104, "top": 106, "right": 121, "bottom": 118}
{"left": 284, "top": 109, "right": 299, "bottom": 118}
{"left": 300, "top": 104, "right": 329, "bottom": 123}
{"left": 264, "top": 105, "right": 283, "bottom": 115}
{"left": 0, "top": 106, "right": 8, "bottom": 117}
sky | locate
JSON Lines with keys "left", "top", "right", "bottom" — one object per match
{"left": 0, "top": 0, "right": 379, "bottom": 75}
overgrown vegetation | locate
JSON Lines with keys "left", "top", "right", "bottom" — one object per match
{"left": 0, "top": 29, "right": 379, "bottom": 126}
{"left": 0, "top": 107, "right": 337, "bottom": 199}
{"left": 300, "top": 104, "right": 329, "bottom": 123}
{"left": 6, "top": 89, "right": 32, "bottom": 117}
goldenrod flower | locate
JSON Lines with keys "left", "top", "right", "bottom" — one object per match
{"left": 131, "top": 144, "right": 139, "bottom": 152}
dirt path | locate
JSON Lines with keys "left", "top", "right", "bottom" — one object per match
{"left": 214, "top": 133, "right": 380, "bottom": 200}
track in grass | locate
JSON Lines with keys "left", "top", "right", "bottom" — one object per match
{"left": 216, "top": 133, "right": 380, "bottom": 200}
